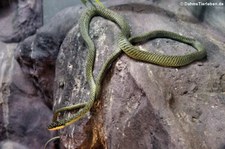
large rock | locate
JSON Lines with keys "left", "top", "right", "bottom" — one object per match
{"left": 0, "top": 0, "right": 58, "bottom": 144}
{"left": 0, "top": 0, "right": 43, "bottom": 43}
{"left": 15, "top": 5, "right": 83, "bottom": 108}
{"left": 54, "top": 1, "right": 225, "bottom": 149}
{"left": 0, "top": 42, "right": 57, "bottom": 148}
{"left": 14, "top": 0, "right": 225, "bottom": 149}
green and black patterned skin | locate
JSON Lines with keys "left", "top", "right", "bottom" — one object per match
{"left": 47, "top": 5, "right": 206, "bottom": 130}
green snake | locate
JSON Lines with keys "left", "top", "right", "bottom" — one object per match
{"left": 47, "top": 5, "right": 206, "bottom": 130}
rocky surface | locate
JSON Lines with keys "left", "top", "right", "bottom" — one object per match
{"left": 51, "top": 1, "right": 225, "bottom": 149}
{"left": 1, "top": 0, "right": 224, "bottom": 149}
{"left": 0, "top": 41, "right": 57, "bottom": 148}
{"left": 0, "top": 0, "right": 43, "bottom": 43}
{"left": 15, "top": 5, "right": 84, "bottom": 108}
{"left": 55, "top": 1, "right": 225, "bottom": 148}
{"left": 0, "top": 140, "right": 28, "bottom": 149}
{"left": 0, "top": 0, "right": 55, "bottom": 148}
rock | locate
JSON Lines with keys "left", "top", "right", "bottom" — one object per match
{"left": 0, "top": 140, "right": 28, "bottom": 149}
{"left": 0, "top": 5, "right": 86, "bottom": 148}
{"left": 52, "top": 1, "right": 225, "bottom": 149}
{"left": 0, "top": 41, "right": 57, "bottom": 148}
{"left": 0, "top": 0, "right": 43, "bottom": 43}
{"left": 15, "top": 5, "right": 83, "bottom": 108}
{"left": 14, "top": 0, "right": 225, "bottom": 149}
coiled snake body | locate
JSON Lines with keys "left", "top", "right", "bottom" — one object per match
{"left": 48, "top": 5, "right": 206, "bottom": 130}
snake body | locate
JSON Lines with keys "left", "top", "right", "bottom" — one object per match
{"left": 120, "top": 31, "right": 206, "bottom": 66}
{"left": 47, "top": 5, "right": 206, "bottom": 130}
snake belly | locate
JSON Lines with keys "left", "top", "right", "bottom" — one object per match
{"left": 47, "top": 5, "right": 206, "bottom": 130}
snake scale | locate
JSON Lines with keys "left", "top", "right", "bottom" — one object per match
{"left": 47, "top": 5, "right": 206, "bottom": 130}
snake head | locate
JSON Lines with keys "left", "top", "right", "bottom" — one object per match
{"left": 48, "top": 121, "right": 65, "bottom": 131}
